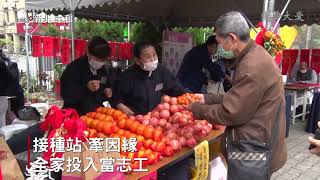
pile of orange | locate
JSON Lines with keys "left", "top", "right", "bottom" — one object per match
{"left": 80, "top": 107, "right": 167, "bottom": 170}
{"left": 177, "top": 93, "right": 200, "bottom": 105}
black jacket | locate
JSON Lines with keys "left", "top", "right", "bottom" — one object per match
{"left": 113, "top": 64, "right": 186, "bottom": 115}
{"left": 176, "top": 44, "right": 214, "bottom": 93}
{"left": 60, "top": 55, "right": 112, "bottom": 115}
{"left": 0, "top": 60, "right": 12, "bottom": 96}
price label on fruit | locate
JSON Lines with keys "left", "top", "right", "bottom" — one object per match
{"left": 192, "top": 140, "right": 209, "bottom": 180}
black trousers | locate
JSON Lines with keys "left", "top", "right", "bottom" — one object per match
{"left": 6, "top": 123, "right": 45, "bottom": 155}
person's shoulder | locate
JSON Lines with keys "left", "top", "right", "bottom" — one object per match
{"left": 66, "top": 56, "right": 87, "bottom": 69}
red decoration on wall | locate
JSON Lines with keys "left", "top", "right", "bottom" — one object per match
{"left": 75, "top": 39, "right": 87, "bottom": 59}
{"left": 53, "top": 37, "right": 61, "bottom": 57}
{"left": 300, "top": 49, "right": 311, "bottom": 65}
{"left": 42, "top": 36, "right": 54, "bottom": 57}
{"left": 31, "top": 35, "right": 42, "bottom": 57}
{"left": 282, "top": 50, "right": 299, "bottom": 75}
{"left": 311, "top": 49, "right": 320, "bottom": 74}
{"left": 61, "top": 38, "right": 71, "bottom": 64}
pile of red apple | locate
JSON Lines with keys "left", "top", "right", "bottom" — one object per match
{"left": 132, "top": 95, "right": 222, "bottom": 152}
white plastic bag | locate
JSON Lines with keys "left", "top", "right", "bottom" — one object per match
{"left": 207, "top": 156, "right": 227, "bottom": 180}
{"left": 103, "top": 101, "right": 111, "bottom": 108}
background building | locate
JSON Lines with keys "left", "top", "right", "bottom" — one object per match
{"left": 0, "top": 0, "right": 26, "bottom": 53}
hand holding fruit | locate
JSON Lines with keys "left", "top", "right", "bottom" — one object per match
{"left": 104, "top": 88, "right": 112, "bottom": 98}
{"left": 87, "top": 80, "right": 100, "bottom": 92}
{"left": 117, "top": 103, "right": 135, "bottom": 116}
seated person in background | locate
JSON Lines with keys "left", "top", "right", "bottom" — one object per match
{"left": 60, "top": 36, "right": 112, "bottom": 116}
{"left": 295, "top": 62, "right": 317, "bottom": 84}
{"left": 113, "top": 41, "right": 186, "bottom": 115}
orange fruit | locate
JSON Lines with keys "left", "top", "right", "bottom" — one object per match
{"left": 97, "top": 132, "right": 106, "bottom": 138}
{"left": 143, "top": 125, "right": 154, "bottom": 139}
{"left": 130, "top": 121, "right": 140, "bottom": 133}
{"left": 136, "top": 124, "right": 146, "bottom": 135}
{"left": 105, "top": 116, "right": 114, "bottom": 122}
{"left": 84, "top": 117, "right": 93, "bottom": 127}
{"left": 118, "top": 119, "right": 127, "bottom": 129}
{"left": 125, "top": 119, "right": 135, "bottom": 130}
{"left": 117, "top": 129, "right": 125, "bottom": 136}
{"left": 102, "top": 122, "right": 113, "bottom": 135}
{"left": 91, "top": 120, "right": 99, "bottom": 129}
{"left": 264, "top": 31, "right": 273, "bottom": 40}
{"left": 106, "top": 108, "right": 115, "bottom": 116}
{"left": 96, "top": 121, "right": 105, "bottom": 132}
{"left": 96, "top": 107, "right": 103, "bottom": 113}
{"left": 136, "top": 135, "right": 145, "bottom": 143}
{"left": 113, "top": 110, "right": 122, "bottom": 117}
{"left": 80, "top": 115, "right": 88, "bottom": 121}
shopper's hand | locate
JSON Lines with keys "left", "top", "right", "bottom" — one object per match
{"left": 309, "top": 122, "right": 320, "bottom": 156}
{"left": 117, "top": 103, "right": 134, "bottom": 116}
{"left": 87, "top": 80, "right": 100, "bottom": 92}
{"left": 104, "top": 88, "right": 112, "bottom": 98}
{"left": 194, "top": 93, "right": 205, "bottom": 104}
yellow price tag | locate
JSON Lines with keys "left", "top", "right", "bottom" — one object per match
{"left": 192, "top": 140, "right": 209, "bottom": 180}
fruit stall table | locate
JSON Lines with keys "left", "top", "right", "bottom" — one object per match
{"left": 126, "top": 127, "right": 225, "bottom": 180}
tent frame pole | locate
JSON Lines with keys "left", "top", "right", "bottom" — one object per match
{"left": 24, "top": 21, "right": 30, "bottom": 103}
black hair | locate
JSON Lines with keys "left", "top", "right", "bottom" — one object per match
{"left": 205, "top": 35, "right": 218, "bottom": 46}
{"left": 133, "top": 41, "right": 154, "bottom": 58}
{"left": 88, "top": 36, "right": 110, "bottom": 59}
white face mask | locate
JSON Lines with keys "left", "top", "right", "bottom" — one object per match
{"left": 89, "top": 59, "right": 105, "bottom": 70}
{"left": 111, "top": 61, "right": 118, "bottom": 68}
{"left": 299, "top": 70, "right": 307, "bottom": 73}
{"left": 142, "top": 59, "right": 158, "bottom": 72}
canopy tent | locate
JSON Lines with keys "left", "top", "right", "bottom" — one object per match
{"left": 26, "top": 0, "right": 320, "bottom": 27}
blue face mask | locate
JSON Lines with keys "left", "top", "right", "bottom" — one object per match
{"left": 218, "top": 37, "right": 235, "bottom": 59}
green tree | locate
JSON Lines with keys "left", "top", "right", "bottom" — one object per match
{"left": 40, "top": 24, "right": 61, "bottom": 37}
{"left": 173, "top": 27, "right": 214, "bottom": 45}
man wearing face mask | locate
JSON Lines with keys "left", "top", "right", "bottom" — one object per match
{"left": 189, "top": 11, "right": 287, "bottom": 179}
{"left": 113, "top": 41, "right": 186, "bottom": 115}
{"left": 60, "top": 36, "right": 113, "bottom": 115}
{"left": 295, "top": 62, "right": 317, "bottom": 84}
{"left": 177, "top": 35, "right": 218, "bottom": 93}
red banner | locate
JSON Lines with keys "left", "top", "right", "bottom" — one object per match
{"left": 282, "top": 49, "right": 299, "bottom": 75}
{"left": 300, "top": 49, "right": 311, "bottom": 65}
{"left": 31, "top": 35, "right": 42, "bottom": 57}
{"left": 311, "top": 49, "right": 320, "bottom": 74}
{"left": 61, "top": 38, "right": 71, "bottom": 64}
{"left": 109, "top": 42, "right": 118, "bottom": 60}
{"left": 42, "top": 36, "right": 54, "bottom": 57}
{"left": 75, "top": 39, "right": 87, "bottom": 59}
{"left": 53, "top": 37, "right": 61, "bottom": 57}
{"left": 119, "top": 43, "right": 134, "bottom": 60}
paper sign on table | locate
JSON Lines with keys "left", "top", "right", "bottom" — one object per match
{"left": 192, "top": 140, "right": 209, "bottom": 180}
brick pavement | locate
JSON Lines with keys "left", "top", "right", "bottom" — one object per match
{"left": 272, "top": 121, "right": 320, "bottom": 180}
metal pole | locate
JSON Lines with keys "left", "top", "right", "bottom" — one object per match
{"left": 262, "top": 0, "right": 269, "bottom": 27}
{"left": 70, "top": 11, "right": 75, "bottom": 61}
{"left": 24, "top": 22, "right": 30, "bottom": 103}
{"left": 266, "top": 0, "right": 275, "bottom": 30}
{"left": 272, "top": 0, "right": 292, "bottom": 32}
{"left": 127, "top": 22, "right": 130, "bottom": 41}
